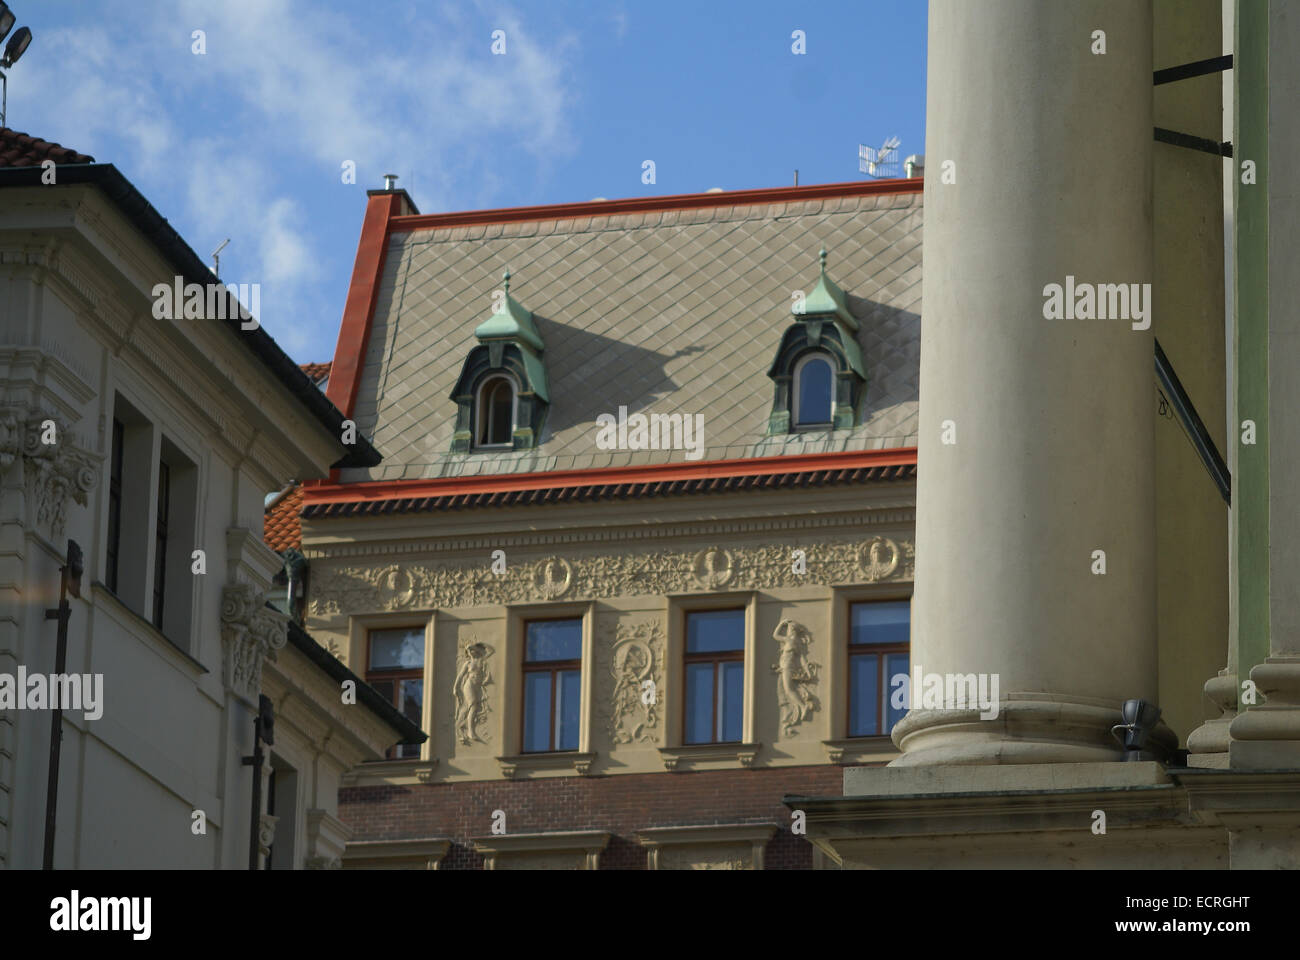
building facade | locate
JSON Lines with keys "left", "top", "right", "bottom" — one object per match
{"left": 297, "top": 178, "right": 924, "bottom": 868}
{"left": 0, "top": 132, "right": 422, "bottom": 869}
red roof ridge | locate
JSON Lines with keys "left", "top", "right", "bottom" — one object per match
{"left": 392, "top": 177, "right": 923, "bottom": 233}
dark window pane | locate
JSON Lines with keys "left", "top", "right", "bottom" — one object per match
{"left": 556, "top": 669, "right": 581, "bottom": 751}
{"left": 850, "top": 600, "right": 910, "bottom": 646}
{"left": 684, "top": 663, "right": 714, "bottom": 744}
{"left": 106, "top": 419, "right": 124, "bottom": 593}
{"left": 369, "top": 628, "right": 424, "bottom": 670}
{"left": 523, "top": 672, "right": 552, "bottom": 752}
{"left": 526, "top": 619, "right": 582, "bottom": 662}
{"left": 886, "top": 653, "right": 910, "bottom": 733}
{"left": 480, "top": 377, "right": 514, "bottom": 445}
{"left": 849, "top": 654, "right": 879, "bottom": 737}
{"left": 719, "top": 661, "right": 744, "bottom": 742}
{"left": 369, "top": 678, "right": 394, "bottom": 703}
{"left": 686, "top": 609, "right": 745, "bottom": 653}
{"left": 796, "top": 356, "right": 833, "bottom": 424}
{"left": 399, "top": 678, "right": 423, "bottom": 726}
{"left": 152, "top": 460, "right": 170, "bottom": 629}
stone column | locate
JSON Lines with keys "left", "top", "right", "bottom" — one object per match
{"left": 896, "top": 0, "right": 1163, "bottom": 765}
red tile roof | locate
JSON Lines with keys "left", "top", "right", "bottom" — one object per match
{"left": 300, "top": 361, "right": 331, "bottom": 385}
{"left": 0, "top": 128, "right": 94, "bottom": 168}
{"left": 264, "top": 484, "right": 304, "bottom": 551}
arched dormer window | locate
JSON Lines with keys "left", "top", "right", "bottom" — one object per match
{"left": 766, "top": 248, "right": 868, "bottom": 434}
{"left": 793, "top": 353, "right": 834, "bottom": 427}
{"left": 476, "top": 374, "right": 518, "bottom": 447}
{"left": 450, "top": 269, "right": 551, "bottom": 452}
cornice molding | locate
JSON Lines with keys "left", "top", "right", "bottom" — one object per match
{"left": 302, "top": 506, "right": 916, "bottom": 562}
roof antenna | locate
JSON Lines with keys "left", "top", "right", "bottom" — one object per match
{"left": 794, "top": 169, "right": 799, "bottom": 186}
{"left": 211, "top": 238, "right": 230, "bottom": 279}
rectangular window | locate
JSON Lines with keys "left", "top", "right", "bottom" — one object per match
{"left": 847, "top": 600, "right": 911, "bottom": 737}
{"left": 105, "top": 419, "right": 124, "bottom": 593}
{"left": 684, "top": 609, "right": 745, "bottom": 744}
{"left": 522, "top": 618, "right": 582, "bottom": 753}
{"left": 151, "top": 460, "right": 170, "bottom": 630}
{"left": 366, "top": 627, "right": 425, "bottom": 759}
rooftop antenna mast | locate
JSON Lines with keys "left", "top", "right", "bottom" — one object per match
{"left": 0, "top": 4, "right": 35, "bottom": 129}
{"left": 212, "top": 238, "right": 230, "bottom": 279}
{"left": 858, "top": 135, "right": 902, "bottom": 179}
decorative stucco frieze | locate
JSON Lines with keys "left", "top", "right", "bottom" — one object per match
{"left": 220, "top": 583, "right": 289, "bottom": 700}
{"left": 308, "top": 537, "right": 914, "bottom": 615}
{"left": 771, "top": 619, "right": 821, "bottom": 736}
{"left": 601, "top": 620, "right": 663, "bottom": 745}
{"left": 453, "top": 639, "right": 495, "bottom": 746}
{"left": 0, "top": 407, "right": 99, "bottom": 539}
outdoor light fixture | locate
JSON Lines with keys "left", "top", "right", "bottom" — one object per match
{"left": 0, "top": 4, "right": 33, "bottom": 129}
{"left": 1111, "top": 698, "right": 1163, "bottom": 761}
{"left": 1, "top": 24, "right": 28, "bottom": 67}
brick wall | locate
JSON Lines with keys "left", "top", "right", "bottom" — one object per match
{"left": 339, "top": 764, "right": 851, "bottom": 869}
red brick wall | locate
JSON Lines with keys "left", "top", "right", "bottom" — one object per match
{"left": 339, "top": 764, "right": 850, "bottom": 869}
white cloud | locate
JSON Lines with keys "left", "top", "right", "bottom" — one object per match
{"left": 11, "top": 0, "right": 579, "bottom": 359}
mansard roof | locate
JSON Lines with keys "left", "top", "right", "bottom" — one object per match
{"left": 338, "top": 179, "right": 922, "bottom": 483}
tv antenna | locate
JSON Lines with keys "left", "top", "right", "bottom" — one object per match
{"left": 211, "top": 238, "right": 230, "bottom": 279}
{"left": 858, "top": 136, "right": 901, "bottom": 179}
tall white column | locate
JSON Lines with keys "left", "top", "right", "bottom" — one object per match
{"left": 896, "top": 0, "right": 1165, "bottom": 765}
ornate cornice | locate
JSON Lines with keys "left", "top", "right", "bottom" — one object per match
{"left": 301, "top": 505, "right": 915, "bottom": 562}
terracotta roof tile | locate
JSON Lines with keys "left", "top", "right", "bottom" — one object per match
{"left": 299, "top": 361, "right": 331, "bottom": 385}
{"left": 264, "top": 484, "right": 304, "bottom": 551}
{"left": 0, "top": 128, "right": 94, "bottom": 168}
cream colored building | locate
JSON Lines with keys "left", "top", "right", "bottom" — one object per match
{"left": 0, "top": 134, "right": 423, "bottom": 869}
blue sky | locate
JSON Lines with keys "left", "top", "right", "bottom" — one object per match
{"left": 14, "top": 0, "right": 927, "bottom": 364}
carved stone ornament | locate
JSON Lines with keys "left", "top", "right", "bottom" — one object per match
{"left": 771, "top": 619, "right": 821, "bottom": 736}
{"left": 258, "top": 814, "right": 279, "bottom": 859}
{"left": 857, "top": 536, "right": 900, "bottom": 581}
{"left": 309, "top": 537, "right": 914, "bottom": 615}
{"left": 533, "top": 556, "right": 572, "bottom": 599}
{"left": 603, "top": 620, "right": 663, "bottom": 744}
{"left": 692, "top": 547, "right": 734, "bottom": 589}
{"left": 220, "top": 583, "right": 289, "bottom": 700}
{"left": 0, "top": 407, "right": 99, "bottom": 540}
{"left": 454, "top": 639, "right": 495, "bottom": 745}
{"left": 304, "top": 856, "right": 342, "bottom": 870}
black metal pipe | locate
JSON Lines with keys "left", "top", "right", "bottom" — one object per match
{"left": 1154, "top": 54, "right": 1233, "bottom": 85}
{"left": 1155, "top": 338, "right": 1231, "bottom": 505}
{"left": 1154, "top": 127, "right": 1234, "bottom": 157}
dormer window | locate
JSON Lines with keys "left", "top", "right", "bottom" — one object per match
{"left": 767, "top": 248, "right": 868, "bottom": 434}
{"left": 793, "top": 353, "right": 834, "bottom": 427}
{"left": 477, "top": 374, "right": 517, "bottom": 447}
{"left": 450, "top": 269, "right": 551, "bottom": 453}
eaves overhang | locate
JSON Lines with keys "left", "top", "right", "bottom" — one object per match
{"left": 0, "top": 163, "right": 382, "bottom": 469}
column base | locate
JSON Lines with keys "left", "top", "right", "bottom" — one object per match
{"left": 1228, "top": 657, "right": 1300, "bottom": 770}
{"left": 889, "top": 696, "right": 1177, "bottom": 766}
{"left": 1186, "top": 671, "right": 1237, "bottom": 768}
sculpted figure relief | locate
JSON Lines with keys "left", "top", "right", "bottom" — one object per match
{"left": 454, "top": 640, "right": 494, "bottom": 746}
{"left": 771, "top": 619, "right": 821, "bottom": 736}
{"left": 605, "top": 621, "right": 663, "bottom": 744}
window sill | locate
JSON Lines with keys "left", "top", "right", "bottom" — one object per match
{"left": 342, "top": 757, "right": 438, "bottom": 786}
{"left": 659, "top": 742, "right": 762, "bottom": 771}
{"left": 343, "top": 837, "right": 452, "bottom": 870}
{"left": 497, "top": 751, "right": 596, "bottom": 779}
{"left": 637, "top": 822, "right": 779, "bottom": 870}
{"left": 471, "top": 830, "right": 611, "bottom": 870}
{"left": 822, "top": 737, "right": 899, "bottom": 764}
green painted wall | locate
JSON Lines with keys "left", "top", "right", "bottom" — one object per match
{"left": 1234, "top": 0, "right": 1269, "bottom": 686}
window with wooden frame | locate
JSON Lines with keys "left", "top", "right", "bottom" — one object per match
{"left": 847, "top": 600, "right": 910, "bottom": 737}
{"left": 151, "top": 459, "right": 171, "bottom": 630}
{"left": 683, "top": 608, "right": 745, "bottom": 744}
{"left": 475, "top": 374, "right": 517, "bottom": 447}
{"left": 105, "top": 418, "right": 124, "bottom": 594}
{"left": 366, "top": 627, "right": 425, "bottom": 759}
{"left": 522, "top": 618, "right": 582, "bottom": 753}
